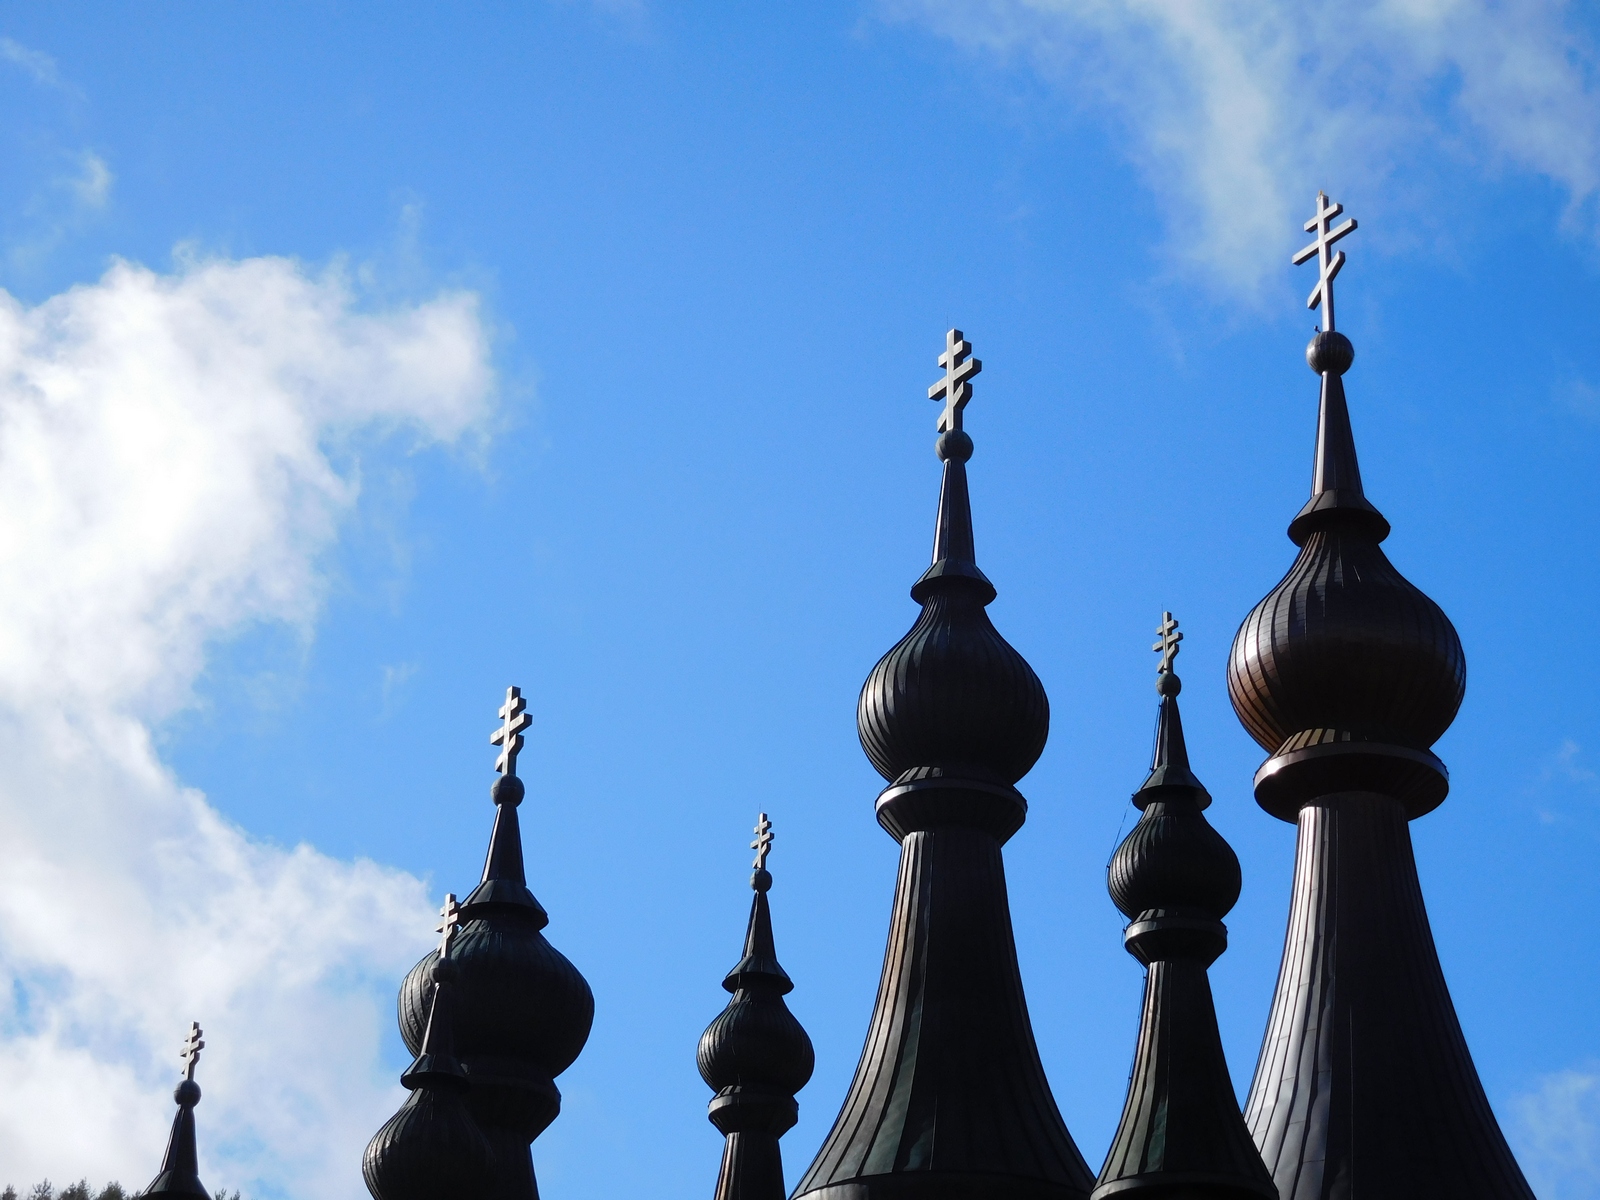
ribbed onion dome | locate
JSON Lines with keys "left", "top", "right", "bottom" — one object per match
{"left": 697, "top": 867, "right": 815, "bottom": 1101}
{"left": 858, "top": 427, "right": 1048, "bottom": 793}
{"left": 1228, "top": 332, "right": 1465, "bottom": 788}
{"left": 365, "top": 955, "right": 495, "bottom": 1200}
{"left": 398, "top": 773, "right": 594, "bottom": 1093}
{"left": 1108, "top": 673, "right": 1241, "bottom": 926}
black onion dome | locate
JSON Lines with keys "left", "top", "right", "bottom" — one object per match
{"left": 1109, "top": 671, "right": 1241, "bottom": 925}
{"left": 363, "top": 1090, "right": 496, "bottom": 1200}
{"left": 399, "top": 774, "right": 593, "bottom": 1077}
{"left": 399, "top": 921, "right": 593, "bottom": 1075}
{"left": 1109, "top": 800, "right": 1242, "bottom": 923}
{"left": 858, "top": 430, "right": 1048, "bottom": 789}
{"left": 1228, "top": 335, "right": 1465, "bottom": 766}
{"left": 697, "top": 876, "right": 815, "bottom": 1098}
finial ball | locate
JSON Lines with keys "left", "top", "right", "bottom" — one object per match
{"left": 430, "top": 956, "right": 460, "bottom": 985}
{"left": 491, "top": 773, "right": 525, "bottom": 808}
{"left": 1306, "top": 330, "right": 1354, "bottom": 376}
{"left": 1156, "top": 671, "right": 1182, "bottom": 697}
{"left": 935, "top": 429, "right": 973, "bottom": 463}
{"left": 750, "top": 867, "right": 773, "bottom": 893}
{"left": 174, "top": 1079, "right": 201, "bottom": 1107}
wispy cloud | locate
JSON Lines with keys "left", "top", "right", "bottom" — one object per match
{"left": 887, "top": 0, "right": 1600, "bottom": 296}
{"left": 0, "top": 36, "right": 67, "bottom": 92}
{"left": 0, "top": 254, "right": 495, "bottom": 1197}
{"left": 1511, "top": 1065, "right": 1600, "bottom": 1199}
{"left": 1531, "top": 738, "right": 1600, "bottom": 825}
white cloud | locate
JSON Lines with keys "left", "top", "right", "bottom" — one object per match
{"left": 888, "top": 0, "right": 1600, "bottom": 295}
{"left": 0, "top": 254, "right": 495, "bottom": 1197}
{"left": 1512, "top": 1066, "right": 1600, "bottom": 1200}
{"left": 68, "top": 152, "right": 112, "bottom": 211}
{"left": 0, "top": 37, "right": 66, "bottom": 92}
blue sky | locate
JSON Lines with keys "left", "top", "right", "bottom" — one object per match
{"left": 0, "top": 3, "right": 1596, "bottom": 1198}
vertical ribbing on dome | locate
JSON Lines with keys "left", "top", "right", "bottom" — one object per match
{"left": 1096, "top": 632, "right": 1273, "bottom": 1200}
{"left": 393, "top": 689, "right": 594, "bottom": 1200}
{"left": 796, "top": 332, "right": 1093, "bottom": 1200}
{"left": 1228, "top": 209, "right": 1532, "bottom": 1198}
{"left": 698, "top": 817, "right": 814, "bottom": 1200}
{"left": 365, "top": 904, "right": 495, "bottom": 1200}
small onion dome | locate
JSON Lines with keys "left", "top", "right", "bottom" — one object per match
{"left": 365, "top": 957, "right": 495, "bottom": 1200}
{"left": 399, "top": 773, "right": 594, "bottom": 1113}
{"left": 697, "top": 869, "right": 816, "bottom": 1109}
{"left": 857, "top": 413, "right": 1048, "bottom": 819}
{"left": 1108, "top": 668, "right": 1242, "bottom": 964}
{"left": 1228, "top": 331, "right": 1465, "bottom": 816}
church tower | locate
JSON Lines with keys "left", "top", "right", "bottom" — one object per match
{"left": 1228, "top": 193, "right": 1534, "bottom": 1199}
{"left": 793, "top": 331, "right": 1095, "bottom": 1200}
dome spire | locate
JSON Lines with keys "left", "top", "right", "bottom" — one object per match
{"left": 139, "top": 1023, "right": 209, "bottom": 1199}
{"left": 364, "top": 896, "right": 495, "bottom": 1200}
{"left": 389, "top": 685, "right": 594, "bottom": 1200}
{"left": 1228, "top": 194, "right": 1533, "bottom": 1198}
{"left": 1095, "top": 616, "right": 1274, "bottom": 1200}
{"left": 697, "top": 814, "right": 815, "bottom": 1200}
{"left": 796, "top": 331, "right": 1093, "bottom": 1200}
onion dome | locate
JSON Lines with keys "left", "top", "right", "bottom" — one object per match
{"left": 1233, "top": 194, "right": 1534, "bottom": 1200}
{"left": 796, "top": 331, "right": 1094, "bottom": 1200}
{"left": 697, "top": 814, "right": 815, "bottom": 1200}
{"left": 139, "top": 1023, "right": 210, "bottom": 1199}
{"left": 1095, "top": 617, "right": 1274, "bottom": 1200}
{"left": 397, "top": 687, "right": 594, "bottom": 1200}
{"left": 857, "top": 333, "right": 1049, "bottom": 843}
{"left": 1227, "top": 323, "right": 1464, "bottom": 819}
{"left": 365, "top": 896, "right": 495, "bottom": 1200}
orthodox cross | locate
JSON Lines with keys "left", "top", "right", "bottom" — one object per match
{"left": 436, "top": 893, "right": 462, "bottom": 959}
{"left": 751, "top": 812, "right": 774, "bottom": 871}
{"left": 1292, "top": 190, "right": 1357, "bottom": 333}
{"left": 180, "top": 1021, "right": 205, "bottom": 1082}
{"left": 490, "top": 685, "right": 532, "bottom": 777}
{"left": 1152, "top": 611, "right": 1182, "bottom": 674}
{"left": 927, "top": 329, "right": 982, "bottom": 433}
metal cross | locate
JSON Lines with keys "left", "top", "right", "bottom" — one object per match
{"left": 180, "top": 1021, "right": 205, "bottom": 1082}
{"left": 1292, "top": 191, "right": 1357, "bottom": 333}
{"left": 490, "top": 685, "right": 532, "bottom": 777}
{"left": 436, "top": 893, "right": 462, "bottom": 959}
{"left": 1152, "top": 611, "right": 1183, "bottom": 674}
{"left": 927, "top": 329, "right": 982, "bottom": 433}
{"left": 750, "top": 812, "right": 774, "bottom": 871}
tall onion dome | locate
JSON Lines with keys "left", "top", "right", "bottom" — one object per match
{"left": 139, "top": 1023, "right": 210, "bottom": 1199}
{"left": 1227, "top": 193, "right": 1532, "bottom": 1199}
{"left": 794, "top": 331, "right": 1094, "bottom": 1200}
{"left": 1096, "top": 615, "right": 1273, "bottom": 1200}
{"left": 697, "top": 813, "right": 815, "bottom": 1200}
{"left": 365, "top": 895, "right": 496, "bottom": 1199}
{"left": 397, "top": 686, "right": 594, "bottom": 1200}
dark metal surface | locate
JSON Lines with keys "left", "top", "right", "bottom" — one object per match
{"left": 793, "top": 333, "right": 1093, "bottom": 1200}
{"left": 393, "top": 690, "right": 594, "bottom": 1200}
{"left": 698, "top": 814, "right": 815, "bottom": 1200}
{"left": 1228, "top": 213, "right": 1532, "bottom": 1199}
{"left": 1094, "top": 621, "right": 1274, "bottom": 1200}
{"left": 365, "top": 896, "right": 495, "bottom": 1200}
{"left": 139, "top": 1024, "right": 210, "bottom": 1199}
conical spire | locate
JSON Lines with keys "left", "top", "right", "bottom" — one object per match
{"left": 697, "top": 814, "right": 815, "bottom": 1200}
{"left": 1096, "top": 617, "right": 1274, "bottom": 1200}
{"left": 1228, "top": 194, "right": 1532, "bottom": 1199}
{"left": 796, "top": 331, "right": 1093, "bottom": 1200}
{"left": 139, "top": 1023, "right": 209, "bottom": 1199}
{"left": 394, "top": 686, "right": 594, "bottom": 1200}
{"left": 365, "top": 896, "right": 495, "bottom": 1200}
